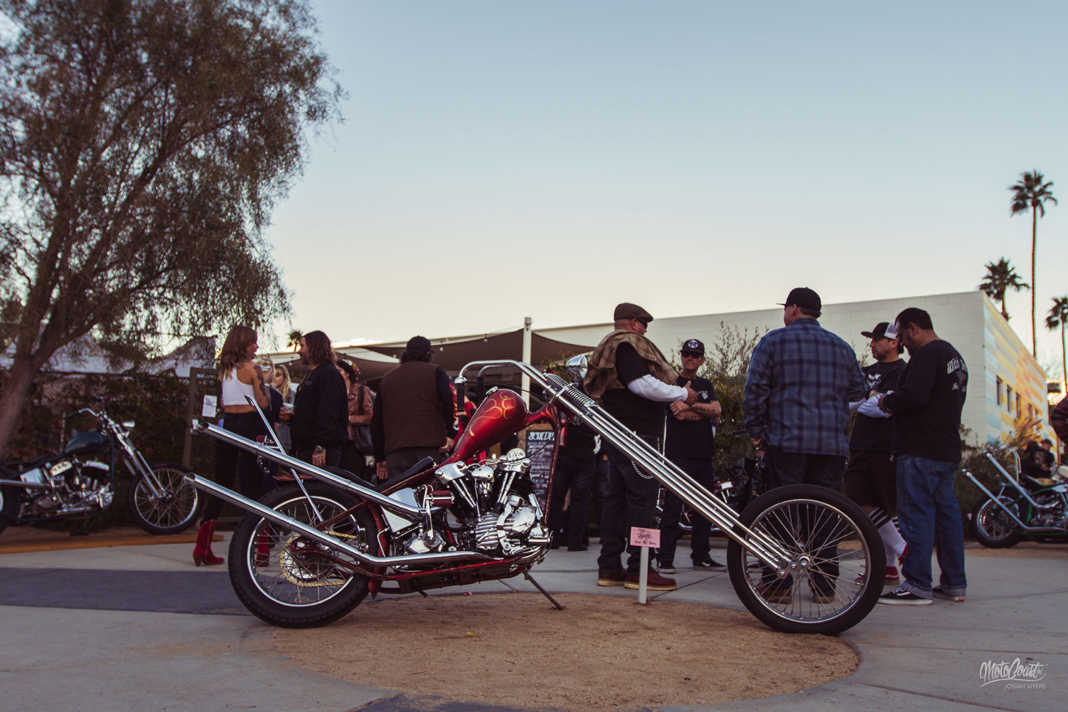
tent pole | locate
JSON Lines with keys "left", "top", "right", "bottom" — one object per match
{"left": 521, "top": 316, "right": 532, "bottom": 408}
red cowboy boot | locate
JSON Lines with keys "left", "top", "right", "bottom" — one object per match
{"left": 192, "top": 519, "right": 224, "bottom": 566}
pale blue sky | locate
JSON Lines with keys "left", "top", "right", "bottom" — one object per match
{"left": 267, "top": 1, "right": 1067, "bottom": 371}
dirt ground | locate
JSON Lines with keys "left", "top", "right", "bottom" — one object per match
{"left": 270, "top": 593, "right": 858, "bottom": 711}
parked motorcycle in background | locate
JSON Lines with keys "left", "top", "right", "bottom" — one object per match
{"left": 0, "top": 408, "right": 201, "bottom": 535}
{"left": 963, "top": 447, "right": 1068, "bottom": 548}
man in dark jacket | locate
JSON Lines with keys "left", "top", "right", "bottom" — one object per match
{"left": 290, "top": 330, "right": 349, "bottom": 468}
{"left": 371, "top": 336, "right": 455, "bottom": 486}
{"left": 876, "top": 308, "right": 968, "bottom": 606}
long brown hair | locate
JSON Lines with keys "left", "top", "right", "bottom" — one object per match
{"left": 303, "top": 330, "right": 334, "bottom": 367}
{"left": 218, "top": 325, "right": 257, "bottom": 378}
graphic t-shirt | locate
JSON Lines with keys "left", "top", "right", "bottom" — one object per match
{"left": 666, "top": 376, "right": 718, "bottom": 460}
{"left": 883, "top": 340, "right": 968, "bottom": 464}
{"left": 850, "top": 359, "right": 908, "bottom": 452}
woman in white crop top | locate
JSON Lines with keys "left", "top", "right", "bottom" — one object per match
{"left": 192, "top": 325, "right": 272, "bottom": 566}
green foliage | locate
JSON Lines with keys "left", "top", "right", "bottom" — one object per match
{"left": 0, "top": 0, "right": 340, "bottom": 453}
{"left": 669, "top": 322, "right": 767, "bottom": 473}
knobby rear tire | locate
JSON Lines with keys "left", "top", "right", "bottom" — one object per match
{"left": 228, "top": 483, "right": 378, "bottom": 628}
{"left": 726, "top": 484, "right": 885, "bottom": 635}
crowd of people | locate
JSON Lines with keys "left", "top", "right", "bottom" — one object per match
{"left": 194, "top": 290, "right": 987, "bottom": 609}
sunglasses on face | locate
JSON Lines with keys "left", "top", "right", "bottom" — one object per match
{"left": 681, "top": 351, "right": 702, "bottom": 358}
{"left": 635, "top": 318, "right": 649, "bottom": 327}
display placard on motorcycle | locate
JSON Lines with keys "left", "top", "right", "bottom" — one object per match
{"left": 629, "top": 526, "right": 660, "bottom": 548}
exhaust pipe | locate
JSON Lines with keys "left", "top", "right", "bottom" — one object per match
{"left": 186, "top": 474, "right": 490, "bottom": 568}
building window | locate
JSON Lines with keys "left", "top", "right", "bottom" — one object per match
{"left": 996, "top": 376, "right": 1003, "bottom": 405}
{"left": 1028, "top": 404, "right": 1035, "bottom": 421}
{"left": 1006, "top": 385, "right": 1013, "bottom": 413}
{"left": 1016, "top": 394, "right": 1021, "bottom": 418}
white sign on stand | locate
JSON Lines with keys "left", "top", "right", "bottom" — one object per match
{"left": 201, "top": 394, "right": 218, "bottom": 418}
{"left": 629, "top": 526, "right": 661, "bottom": 605}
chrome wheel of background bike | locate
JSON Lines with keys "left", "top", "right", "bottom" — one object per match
{"left": 228, "top": 483, "right": 378, "bottom": 628}
{"left": 727, "top": 484, "right": 885, "bottom": 635}
{"left": 972, "top": 495, "right": 1022, "bottom": 548}
{"left": 128, "top": 464, "right": 201, "bottom": 534}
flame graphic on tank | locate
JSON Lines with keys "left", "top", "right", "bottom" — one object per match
{"left": 451, "top": 389, "right": 527, "bottom": 461}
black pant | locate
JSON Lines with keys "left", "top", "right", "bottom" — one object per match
{"left": 339, "top": 441, "right": 368, "bottom": 480}
{"left": 658, "top": 457, "right": 716, "bottom": 566}
{"left": 762, "top": 446, "right": 847, "bottom": 595}
{"left": 204, "top": 411, "right": 273, "bottom": 520}
{"left": 383, "top": 447, "right": 440, "bottom": 488}
{"left": 597, "top": 442, "right": 659, "bottom": 575}
{"left": 548, "top": 451, "right": 596, "bottom": 549}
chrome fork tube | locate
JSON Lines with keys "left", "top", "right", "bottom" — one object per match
{"left": 457, "top": 361, "right": 791, "bottom": 567}
{"left": 191, "top": 421, "right": 427, "bottom": 520}
{"left": 985, "top": 453, "right": 1058, "bottom": 510}
{"left": 186, "top": 474, "right": 488, "bottom": 567}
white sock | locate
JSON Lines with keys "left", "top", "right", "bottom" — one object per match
{"left": 879, "top": 520, "right": 907, "bottom": 561}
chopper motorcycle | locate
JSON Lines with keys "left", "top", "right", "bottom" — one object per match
{"left": 186, "top": 358, "right": 885, "bottom": 634}
{"left": 963, "top": 448, "right": 1068, "bottom": 548}
{"left": 0, "top": 408, "right": 201, "bottom": 535}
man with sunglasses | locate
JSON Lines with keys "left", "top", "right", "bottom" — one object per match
{"left": 658, "top": 338, "right": 724, "bottom": 572}
{"left": 585, "top": 302, "right": 698, "bottom": 591}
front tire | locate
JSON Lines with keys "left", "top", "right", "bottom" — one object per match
{"left": 128, "top": 463, "right": 202, "bottom": 534}
{"left": 726, "top": 484, "right": 885, "bottom": 635}
{"left": 972, "top": 496, "right": 1022, "bottom": 548}
{"left": 228, "top": 483, "right": 379, "bottom": 628}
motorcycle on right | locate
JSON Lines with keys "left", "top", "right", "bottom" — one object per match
{"left": 963, "top": 449, "right": 1068, "bottom": 548}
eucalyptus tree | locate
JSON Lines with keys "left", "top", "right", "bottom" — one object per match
{"left": 0, "top": 0, "right": 342, "bottom": 455}
{"left": 979, "top": 257, "right": 1028, "bottom": 321}
{"left": 1009, "top": 170, "right": 1058, "bottom": 356}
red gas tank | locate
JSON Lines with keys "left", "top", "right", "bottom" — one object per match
{"left": 449, "top": 389, "right": 528, "bottom": 463}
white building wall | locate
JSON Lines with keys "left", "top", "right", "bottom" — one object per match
{"left": 539, "top": 291, "right": 1048, "bottom": 447}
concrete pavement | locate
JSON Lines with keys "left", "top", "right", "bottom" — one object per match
{"left": 0, "top": 532, "right": 1064, "bottom": 711}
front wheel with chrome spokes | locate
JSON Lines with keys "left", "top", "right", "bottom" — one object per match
{"left": 726, "top": 484, "right": 885, "bottom": 634}
{"left": 228, "top": 482, "right": 380, "bottom": 628}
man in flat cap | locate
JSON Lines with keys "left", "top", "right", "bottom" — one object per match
{"left": 372, "top": 335, "right": 456, "bottom": 486}
{"left": 845, "top": 322, "right": 908, "bottom": 585}
{"left": 743, "top": 287, "right": 866, "bottom": 602}
{"left": 585, "top": 302, "right": 697, "bottom": 591}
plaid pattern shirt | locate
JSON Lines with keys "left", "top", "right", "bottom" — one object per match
{"left": 744, "top": 318, "right": 866, "bottom": 457}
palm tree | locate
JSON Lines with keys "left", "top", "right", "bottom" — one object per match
{"left": 1010, "top": 170, "right": 1058, "bottom": 356}
{"left": 979, "top": 257, "right": 1028, "bottom": 321}
{"left": 286, "top": 329, "right": 303, "bottom": 352}
{"left": 1046, "top": 297, "right": 1068, "bottom": 390}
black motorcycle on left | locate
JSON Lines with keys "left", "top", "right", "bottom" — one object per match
{"left": 0, "top": 408, "right": 201, "bottom": 535}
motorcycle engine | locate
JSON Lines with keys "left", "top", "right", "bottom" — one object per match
{"left": 429, "top": 448, "right": 550, "bottom": 557}
{"left": 24, "top": 459, "right": 113, "bottom": 517}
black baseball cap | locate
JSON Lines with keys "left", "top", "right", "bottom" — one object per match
{"left": 779, "top": 287, "right": 821, "bottom": 316}
{"left": 861, "top": 322, "right": 893, "bottom": 340}
{"left": 405, "top": 335, "right": 433, "bottom": 358}
{"left": 681, "top": 338, "right": 705, "bottom": 356}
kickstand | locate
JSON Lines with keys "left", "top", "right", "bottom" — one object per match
{"left": 524, "top": 572, "right": 564, "bottom": 610}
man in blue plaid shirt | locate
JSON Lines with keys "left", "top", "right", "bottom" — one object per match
{"left": 743, "top": 287, "right": 866, "bottom": 603}
{"left": 744, "top": 287, "right": 866, "bottom": 489}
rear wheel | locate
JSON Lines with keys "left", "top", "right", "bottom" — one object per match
{"left": 228, "top": 483, "right": 379, "bottom": 628}
{"left": 0, "top": 484, "right": 17, "bottom": 534}
{"left": 972, "top": 496, "right": 1022, "bottom": 548}
{"left": 726, "top": 484, "right": 885, "bottom": 635}
{"left": 128, "top": 463, "right": 201, "bottom": 534}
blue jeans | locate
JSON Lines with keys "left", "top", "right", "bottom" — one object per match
{"left": 896, "top": 455, "right": 967, "bottom": 596}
